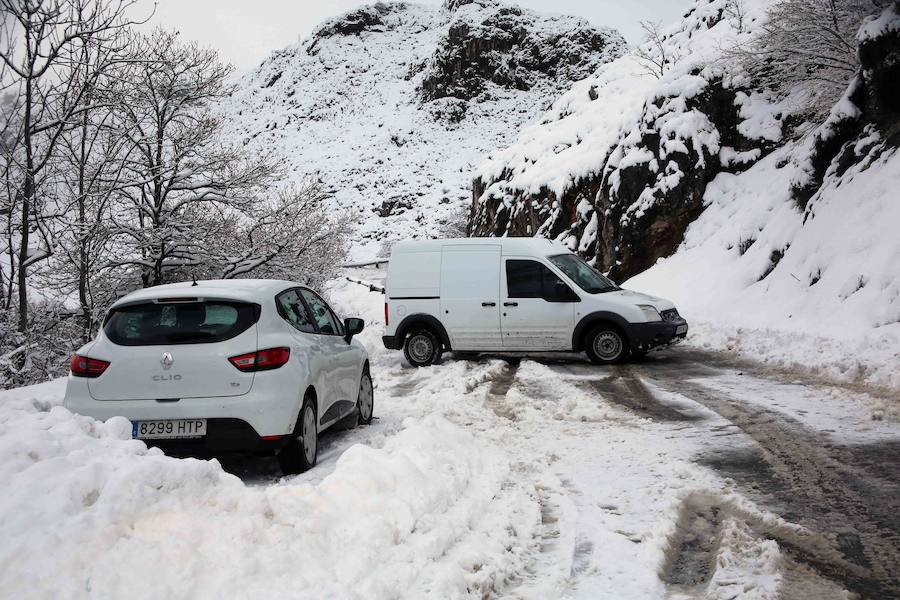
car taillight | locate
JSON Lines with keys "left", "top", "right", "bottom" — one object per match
{"left": 70, "top": 354, "right": 110, "bottom": 378}
{"left": 228, "top": 347, "right": 291, "bottom": 372}
{"left": 384, "top": 302, "right": 389, "bottom": 326}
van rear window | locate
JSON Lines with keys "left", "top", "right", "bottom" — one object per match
{"left": 104, "top": 301, "right": 259, "bottom": 346}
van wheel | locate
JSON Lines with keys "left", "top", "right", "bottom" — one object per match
{"left": 278, "top": 395, "right": 317, "bottom": 475}
{"left": 403, "top": 328, "right": 442, "bottom": 367}
{"left": 585, "top": 325, "right": 627, "bottom": 364}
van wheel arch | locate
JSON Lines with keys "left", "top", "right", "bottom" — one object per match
{"left": 395, "top": 314, "right": 452, "bottom": 351}
{"left": 573, "top": 312, "right": 632, "bottom": 353}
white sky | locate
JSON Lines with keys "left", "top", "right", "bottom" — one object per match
{"left": 133, "top": 0, "right": 694, "bottom": 73}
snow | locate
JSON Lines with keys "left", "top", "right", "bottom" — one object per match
{"left": 0, "top": 380, "right": 539, "bottom": 598}
{"left": 470, "top": 0, "right": 900, "bottom": 391}
{"left": 475, "top": 0, "right": 776, "bottom": 204}
{"left": 220, "top": 2, "right": 623, "bottom": 260}
{"left": 626, "top": 146, "right": 900, "bottom": 391}
{"left": 2, "top": 277, "right": 897, "bottom": 597}
{"left": 858, "top": 3, "right": 900, "bottom": 42}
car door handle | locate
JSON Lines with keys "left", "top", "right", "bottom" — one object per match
{"left": 503, "top": 302, "right": 518, "bottom": 307}
{"left": 481, "top": 302, "right": 496, "bottom": 307}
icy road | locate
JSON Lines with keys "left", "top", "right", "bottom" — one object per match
{"left": 1, "top": 278, "right": 898, "bottom": 600}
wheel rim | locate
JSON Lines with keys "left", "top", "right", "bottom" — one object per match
{"left": 358, "top": 374, "right": 373, "bottom": 421}
{"left": 301, "top": 405, "right": 317, "bottom": 463}
{"left": 593, "top": 331, "right": 623, "bottom": 361}
{"left": 408, "top": 334, "right": 434, "bottom": 363}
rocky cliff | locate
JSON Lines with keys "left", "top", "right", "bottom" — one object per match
{"left": 471, "top": 0, "right": 900, "bottom": 282}
{"left": 221, "top": 0, "right": 625, "bottom": 258}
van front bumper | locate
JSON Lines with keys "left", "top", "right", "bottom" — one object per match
{"left": 629, "top": 318, "right": 688, "bottom": 352}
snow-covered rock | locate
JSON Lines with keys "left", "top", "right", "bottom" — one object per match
{"left": 471, "top": 0, "right": 900, "bottom": 389}
{"left": 220, "top": 0, "right": 625, "bottom": 259}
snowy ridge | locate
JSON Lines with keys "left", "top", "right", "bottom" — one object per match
{"left": 221, "top": 1, "right": 625, "bottom": 259}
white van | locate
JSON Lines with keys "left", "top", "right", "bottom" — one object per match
{"left": 381, "top": 238, "right": 687, "bottom": 366}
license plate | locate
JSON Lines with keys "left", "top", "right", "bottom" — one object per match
{"left": 132, "top": 419, "right": 207, "bottom": 439}
{"left": 676, "top": 325, "right": 688, "bottom": 334}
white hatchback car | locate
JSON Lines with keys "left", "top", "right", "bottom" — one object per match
{"left": 64, "top": 279, "right": 373, "bottom": 474}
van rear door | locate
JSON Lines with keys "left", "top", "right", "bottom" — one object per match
{"left": 440, "top": 244, "right": 502, "bottom": 350}
{"left": 87, "top": 299, "right": 258, "bottom": 401}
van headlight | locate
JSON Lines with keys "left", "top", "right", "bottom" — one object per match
{"left": 637, "top": 305, "right": 662, "bottom": 322}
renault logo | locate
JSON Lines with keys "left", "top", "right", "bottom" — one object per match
{"left": 161, "top": 352, "right": 174, "bottom": 369}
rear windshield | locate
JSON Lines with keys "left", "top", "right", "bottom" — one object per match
{"left": 104, "top": 301, "right": 259, "bottom": 346}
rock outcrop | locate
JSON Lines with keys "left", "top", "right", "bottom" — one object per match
{"left": 470, "top": 0, "right": 900, "bottom": 282}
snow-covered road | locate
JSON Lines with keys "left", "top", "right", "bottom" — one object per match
{"left": 1, "top": 277, "right": 897, "bottom": 599}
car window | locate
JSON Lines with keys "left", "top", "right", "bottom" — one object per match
{"left": 104, "top": 301, "right": 258, "bottom": 346}
{"left": 276, "top": 289, "right": 316, "bottom": 333}
{"left": 300, "top": 289, "right": 341, "bottom": 335}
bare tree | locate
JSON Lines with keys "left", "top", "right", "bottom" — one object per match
{"left": 733, "top": 0, "right": 889, "bottom": 114}
{"left": 634, "top": 21, "right": 675, "bottom": 79}
{"left": 725, "top": 0, "right": 749, "bottom": 33}
{"left": 110, "top": 28, "right": 279, "bottom": 287}
{"left": 213, "top": 181, "right": 352, "bottom": 287}
{"left": 0, "top": 0, "right": 144, "bottom": 336}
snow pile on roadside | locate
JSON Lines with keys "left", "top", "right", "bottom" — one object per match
{"left": 627, "top": 146, "right": 900, "bottom": 392}
{"left": 0, "top": 380, "right": 538, "bottom": 599}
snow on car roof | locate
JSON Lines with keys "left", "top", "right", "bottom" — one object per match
{"left": 390, "top": 237, "right": 570, "bottom": 257}
{"left": 111, "top": 279, "right": 299, "bottom": 307}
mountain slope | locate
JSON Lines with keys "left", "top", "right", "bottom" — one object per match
{"left": 471, "top": 0, "right": 900, "bottom": 389}
{"left": 221, "top": 0, "right": 625, "bottom": 258}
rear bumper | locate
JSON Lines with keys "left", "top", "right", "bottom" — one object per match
{"left": 63, "top": 376, "right": 302, "bottom": 439}
{"left": 145, "top": 418, "right": 289, "bottom": 455}
{"left": 628, "top": 318, "right": 688, "bottom": 352}
{"left": 382, "top": 335, "right": 399, "bottom": 350}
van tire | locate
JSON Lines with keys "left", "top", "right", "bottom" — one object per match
{"left": 278, "top": 395, "right": 317, "bottom": 475}
{"left": 403, "top": 328, "right": 442, "bottom": 367}
{"left": 585, "top": 325, "right": 627, "bottom": 364}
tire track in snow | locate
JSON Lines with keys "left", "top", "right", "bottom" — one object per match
{"left": 642, "top": 356, "right": 900, "bottom": 599}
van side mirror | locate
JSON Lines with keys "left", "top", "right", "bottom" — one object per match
{"left": 546, "top": 281, "right": 579, "bottom": 303}
{"left": 344, "top": 317, "right": 364, "bottom": 342}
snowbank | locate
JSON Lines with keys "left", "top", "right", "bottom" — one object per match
{"left": 0, "top": 379, "right": 536, "bottom": 599}
{"left": 627, "top": 147, "right": 900, "bottom": 391}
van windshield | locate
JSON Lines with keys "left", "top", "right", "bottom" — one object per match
{"left": 549, "top": 254, "right": 620, "bottom": 294}
{"left": 104, "top": 300, "right": 259, "bottom": 346}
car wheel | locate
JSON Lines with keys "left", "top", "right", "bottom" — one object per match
{"left": 403, "top": 328, "right": 442, "bottom": 367}
{"left": 278, "top": 395, "right": 317, "bottom": 475}
{"left": 585, "top": 325, "right": 627, "bottom": 364}
{"left": 357, "top": 368, "right": 374, "bottom": 425}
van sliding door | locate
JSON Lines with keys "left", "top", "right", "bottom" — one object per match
{"left": 439, "top": 245, "right": 502, "bottom": 350}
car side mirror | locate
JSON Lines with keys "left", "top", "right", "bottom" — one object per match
{"left": 344, "top": 317, "right": 364, "bottom": 342}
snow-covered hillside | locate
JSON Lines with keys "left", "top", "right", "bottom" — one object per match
{"left": 471, "top": 0, "right": 900, "bottom": 389}
{"left": 221, "top": 0, "right": 625, "bottom": 259}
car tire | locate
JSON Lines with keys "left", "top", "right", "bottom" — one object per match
{"left": 585, "top": 325, "right": 628, "bottom": 364}
{"left": 356, "top": 367, "right": 374, "bottom": 425}
{"left": 403, "top": 328, "right": 442, "bottom": 367}
{"left": 278, "top": 395, "right": 317, "bottom": 475}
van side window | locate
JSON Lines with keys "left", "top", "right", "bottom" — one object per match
{"left": 506, "top": 260, "right": 543, "bottom": 298}
{"left": 276, "top": 289, "right": 316, "bottom": 334}
{"left": 506, "top": 260, "right": 572, "bottom": 301}
{"left": 300, "top": 289, "right": 342, "bottom": 335}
